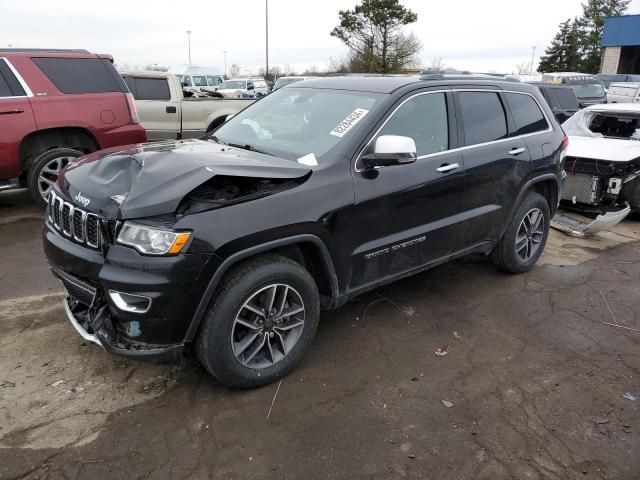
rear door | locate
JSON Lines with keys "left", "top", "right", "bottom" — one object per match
{"left": 125, "top": 76, "right": 179, "bottom": 141}
{"left": 0, "top": 58, "right": 36, "bottom": 182}
{"left": 350, "top": 90, "right": 464, "bottom": 290}
{"left": 455, "top": 90, "right": 531, "bottom": 248}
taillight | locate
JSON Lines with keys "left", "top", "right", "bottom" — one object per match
{"left": 124, "top": 93, "right": 139, "bottom": 124}
{"left": 560, "top": 135, "right": 569, "bottom": 162}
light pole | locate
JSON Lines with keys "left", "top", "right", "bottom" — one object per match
{"left": 265, "top": 0, "right": 269, "bottom": 80}
{"left": 186, "top": 30, "right": 192, "bottom": 64}
{"left": 530, "top": 46, "right": 537, "bottom": 74}
{"left": 223, "top": 50, "right": 227, "bottom": 78}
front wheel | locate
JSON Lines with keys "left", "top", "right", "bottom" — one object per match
{"left": 196, "top": 255, "right": 320, "bottom": 388}
{"left": 28, "top": 148, "right": 84, "bottom": 207}
{"left": 490, "top": 192, "right": 550, "bottom": 273}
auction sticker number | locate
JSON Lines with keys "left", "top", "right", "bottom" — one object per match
{"left": 330, "top": 108, "right": 369, "bottom": 137}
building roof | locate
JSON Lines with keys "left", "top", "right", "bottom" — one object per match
{"left": 602, "top": 15, "right": 640, "bottom": 47}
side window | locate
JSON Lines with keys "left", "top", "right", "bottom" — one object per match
{"left": 133, "top": 78, "right": 171, "bottom": 101}
{"left": 180, "top": 75, "right": 193, "bottom": 87}
{"left": 377, "top": 92, "right": 449, "bottom": 156}
{"left": 0, "top": 59, "right": 26, "bottom": 97}
{"left": 505, "top": 93, "right": 548, "bottom": 136}
{"left": 121, "top": 75, "right": 135, "bottom": 96}
{"left": 458, "top": 92, "right": 507, "bottom": 146}
{"left": 247, "top": 82, "right": 254, "bottom": 89}
{"left": 0, "top": 69, "right": 13, "bottom": 97}
{"left": 32, "top": 57, "right": 126, "bottom": 94}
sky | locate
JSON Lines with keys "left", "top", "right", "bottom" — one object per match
{"left": 3, "top": 0, "right": 640, "bottom": 75}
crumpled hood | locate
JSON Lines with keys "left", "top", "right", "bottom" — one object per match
{"left": 58, "top": 139, "right": 311, "bottom": 218}
{"left": 567, "top": 136, "right": 640, "bottom": 163}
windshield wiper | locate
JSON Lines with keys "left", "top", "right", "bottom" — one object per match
{"left": 226, "top": 142, "right": 276, "bottom": 157}
{"left": 208, "top": 135, "right": 227, "bottom": 145}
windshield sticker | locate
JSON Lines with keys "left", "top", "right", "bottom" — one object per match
{"left": 330, "top": 108, "right": 369, "bottom": 137}
{"left": 297, "top": 153, "right": 318, "bottom": 166}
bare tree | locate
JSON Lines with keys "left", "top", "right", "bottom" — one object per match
{"left": 430, "top": 57, "right": 445, "bottom": 70}
{"left": 514, "top": 61, "right": 530, "bottom": 74}
{"left": 269, "top": 65, "right": 282, "bottom": 79}
{"left": 229, "top": 64, "right": 241, "bottom": 78}
{"left": 144, "top": 64, "right": 169, "bottom": 72}
{"left": 302, "top": 65, "right": 319, "bottom": 76}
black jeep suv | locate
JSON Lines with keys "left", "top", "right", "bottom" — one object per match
{"left": 43, "top": 76, "right": 567, "bottom": 388}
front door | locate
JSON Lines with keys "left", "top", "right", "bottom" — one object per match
{"left": 348, "top": 91, "right": 465, "bottom": 291}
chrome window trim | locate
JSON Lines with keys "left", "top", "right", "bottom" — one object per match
{"left": 354, "top": 88, "right": 553, "bottom": 173}
{"left": 0, "top": 57, "right": 33, "bottom": 99}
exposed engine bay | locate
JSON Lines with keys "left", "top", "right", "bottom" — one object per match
{"left": 177, "top": 174, "right": 309, "bottom": 215}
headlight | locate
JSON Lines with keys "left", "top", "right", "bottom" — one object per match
{"left": 117, "top": 222, "right": 191, "bottom": 256}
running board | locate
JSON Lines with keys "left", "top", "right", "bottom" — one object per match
{"left": 551, "top": 206, "right": 631, "bottom": 237}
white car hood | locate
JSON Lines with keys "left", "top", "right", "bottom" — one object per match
{"left": 567, "top": 136, "right": 640, "bottom": 163}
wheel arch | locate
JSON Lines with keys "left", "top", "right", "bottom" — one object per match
{"left": 19, "top": 127, "right": 100, "bottom": 175}
{"left": 183, "top": 234, "right": 340, "bottom": 343}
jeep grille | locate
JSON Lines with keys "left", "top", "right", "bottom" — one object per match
{"left": 48, "top": 191, "right": 102, "bottom": 248}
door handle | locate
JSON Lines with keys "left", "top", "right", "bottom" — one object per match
{"left": 0, "top": 109, "right": 24, "bottom": 115}
{"left": 436, "top": 163, "right": 460, "bottom": 173}
{"left": 166, "top": 106, "right": 177, "bottom": 114}
{"left": 509, "top": 147, "right": 526, "bottom": 156}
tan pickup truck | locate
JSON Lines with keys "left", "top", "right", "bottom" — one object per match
{"left": 121, "top": 71, "right": 255, "bottom": 141}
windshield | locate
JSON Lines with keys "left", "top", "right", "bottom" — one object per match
{"left": 273, "top": 78, "right": 304, "bottom": 90}
{"left": 210, "top": 87, "right": 383, "bottom": 163}
{"left": 570, "top": 83, "right": 605, "bottom": 99}
{"left": 220, "top": 80, "right": 247, "bottom": 89}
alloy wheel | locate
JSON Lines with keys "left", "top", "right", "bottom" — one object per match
{"left": 231, "top": 283, "right": 305, "bottom": 369}
{"left": 37, "top": 156, "right": 74, "bottom": 200}
{"left": 516, "top": 208, "right": 545, "bottom": 262}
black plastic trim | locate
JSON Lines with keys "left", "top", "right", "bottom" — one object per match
{"left": 183, "top": 234, "right": 339, "bottom": 342}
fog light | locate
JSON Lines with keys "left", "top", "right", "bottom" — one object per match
{"left": 108, "top": 291, "right": 151, "bottom": 314}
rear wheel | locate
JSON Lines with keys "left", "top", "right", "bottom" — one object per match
{"left": 490, "top": 192, "right": 550, "bottom": 273}
{"left": 28, "top": 148, "right": 84, "bottom": 207}
{"left": 196, "top": 255, "right": 320, "bottom": 388}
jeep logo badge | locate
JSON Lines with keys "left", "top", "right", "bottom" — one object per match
{"left": 75, "top": 191, "right": 90, "bottom": 208}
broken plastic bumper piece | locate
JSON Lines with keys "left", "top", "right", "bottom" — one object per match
{"left": 550, "top": 206, "right": 631, "bottom": 237}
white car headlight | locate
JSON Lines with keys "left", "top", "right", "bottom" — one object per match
{"left": 117, "top": 222, "right": 191, "bottom": 256}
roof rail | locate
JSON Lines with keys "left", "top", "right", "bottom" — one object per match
{"left": 419, "top": 73, "right": 518, "bottom": 82}
{"left": 0, "top": 48, "right": 91, "bottom": 54}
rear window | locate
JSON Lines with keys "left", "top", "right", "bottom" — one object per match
{"left": 130, "top": 77, "right": 170, "bottom": 101}
{"left": 458, "top": 92, "right": 508, "bottom": 146}
{"left": 33, "top": 57, "right": 126, "bottom": 94}
{"left": 505, "top": 93, "right": 548, "bottom": 135}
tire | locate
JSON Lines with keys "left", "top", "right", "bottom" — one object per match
{"left": 196, "top": 254, "right": 320, "bottom": 388}
{"left": 28, "top": 148, "right": 84, "bottom": 207}
{"left": 490, "top": 192, "right": 550, "bottom": 274}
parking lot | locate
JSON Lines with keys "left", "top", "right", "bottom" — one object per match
{"left": 0, "top": 189, "right": 638, "bottom": 479}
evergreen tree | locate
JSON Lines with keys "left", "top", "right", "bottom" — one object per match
{"left": 538, "top": 19, "right": 582, "bottom": 72}
{"left": 577, "top": 0, "right": 630, "bottom": 73}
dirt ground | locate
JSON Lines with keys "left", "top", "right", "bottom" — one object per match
{"left": 1, "top": 189, "right": 639, "bottom": 480}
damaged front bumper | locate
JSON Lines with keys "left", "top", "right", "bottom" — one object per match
{"left": 55, "top": 269, "right": 184, "bottom": 363}
{"left": 551, "top": 205, "right": 631, "bottom": 237}
{"left": 43, "top": 221, "right": 213, "bottom": 363}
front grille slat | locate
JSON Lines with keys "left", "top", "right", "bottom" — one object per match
{"left": 48, "top": 192, "right": 102, "bottom": 249}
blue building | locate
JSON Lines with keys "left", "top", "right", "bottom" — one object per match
{"left": 601, "top": 14, "right": 640, "bottom": 74}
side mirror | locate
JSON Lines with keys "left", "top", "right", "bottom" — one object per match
{"left": 247, "top": 84, "right": 255, "bottom": 90}
{"left": 362, "top": 135, "right": 417, "bottom": 169}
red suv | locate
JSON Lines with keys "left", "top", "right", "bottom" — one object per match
{"left": 0, "top": 49, "right": 146, "bottom": 206}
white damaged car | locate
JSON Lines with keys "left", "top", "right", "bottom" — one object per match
{"left": 553, "top": 104, "right": 640, "bottom": 235}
